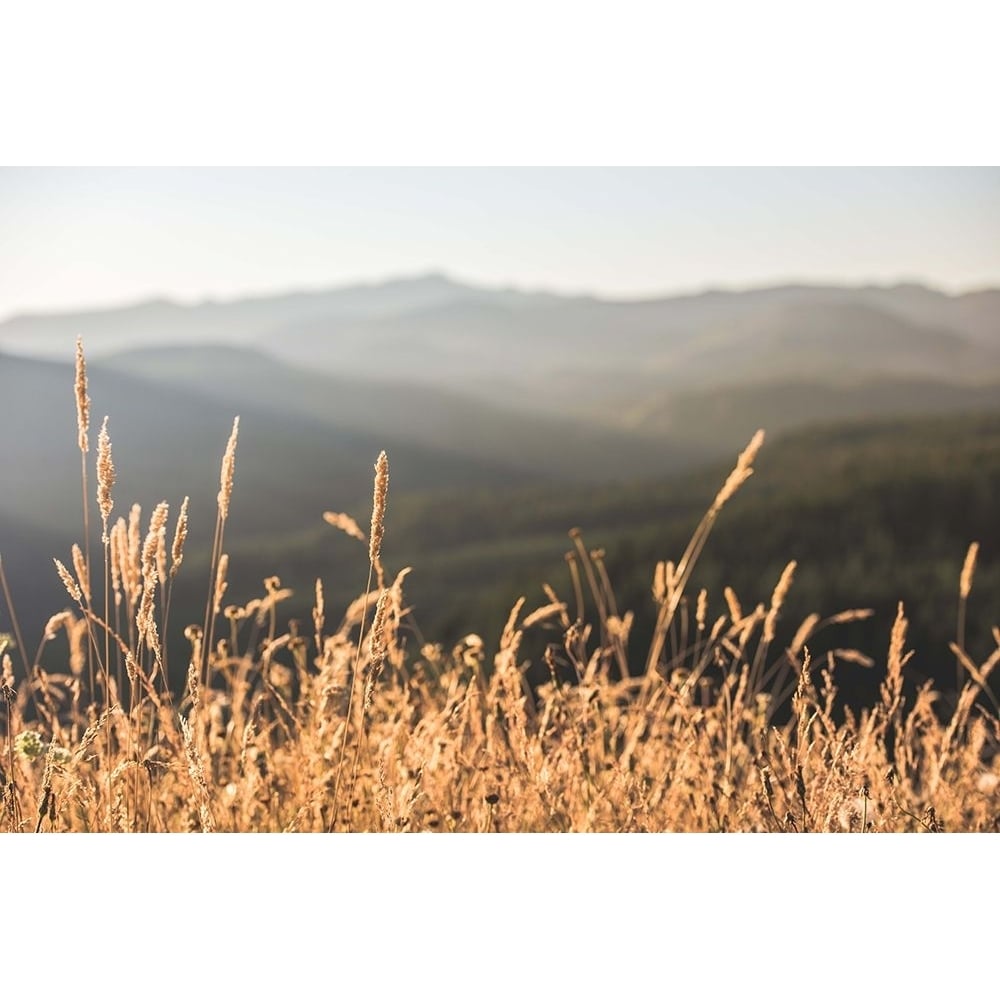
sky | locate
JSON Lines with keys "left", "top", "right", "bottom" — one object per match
{"left": 1, "top": 166, "right": 998, "bottom": 319}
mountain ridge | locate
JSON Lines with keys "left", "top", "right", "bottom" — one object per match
{"left": 5, "top": 273, "right": 998, "bottom": 326}
{"left": 4, "top": 277, "right": 997, "bottom": 394}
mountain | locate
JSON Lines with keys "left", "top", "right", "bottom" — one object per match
{"left": 0, "top": 346, "right": 557, "bottom": 658}
{"left": 0, "top": 348, "right": 533, "bottom": 582}
{"left": 95, "top": 343, "right": 1000, "bottom": 487}
{"left": 0, "top": 273, "right": 566, "bottom": 360}
{"left": 253, "top": 284, "right": 1000, "bottom": 404}
{"left": 3, "top": 277, "right": 997, "bottom": 392}
{"left": 5, "top": 275, "right": 998, "bottom": 462}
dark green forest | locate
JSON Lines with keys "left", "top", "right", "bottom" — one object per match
{"left": 199, "top": 410, "right": 1000, "bottom": 714}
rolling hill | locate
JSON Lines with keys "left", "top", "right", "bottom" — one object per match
{"left": 95, "top": 344, "right": 701, "bottom": 482}
{"left": 3, "top": 276, "right": 998, "bottom": 407}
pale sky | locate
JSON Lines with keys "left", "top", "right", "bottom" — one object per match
{"left": 1, "top": 167, "right": 998, "bottom": 319}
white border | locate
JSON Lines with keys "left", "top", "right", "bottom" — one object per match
{"left": 3, "top": 2, "right": 999, "bottom": 164}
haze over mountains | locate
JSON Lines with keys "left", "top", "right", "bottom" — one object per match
{"left": 3, "top": 272, "right": 999, "bottom": 439}
{"left": 2, "top": 272, "right": 998, "bottom": 523}
{"left": 5, "top": 274, "right": 999, "bottom": 368}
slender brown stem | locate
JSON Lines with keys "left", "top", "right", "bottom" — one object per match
{"left": 161, "top": 577, "right": 176, "bottom": 701}
{"left": 330, "top": 563, "right": 374, "bottom": 832}
{"left": 201, "top": 511, "right": 224, "bottom": 691}
{"left": 80, "top": 451, "right": 95, "bottom": 704}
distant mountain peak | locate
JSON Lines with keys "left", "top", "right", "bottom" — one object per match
{"left": 401, "top": 269, "right": 458, "bottom": 285}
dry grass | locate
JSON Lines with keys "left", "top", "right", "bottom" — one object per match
{"left": 1, "top": 345, "right": 998, "bottom": 833}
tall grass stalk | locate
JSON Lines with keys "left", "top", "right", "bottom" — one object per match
{"left": 645, "top": 430, "right": 764, "bottom": 678}
{"left": 201, "top": 419, "right": 239, "bottom": 691}
{"left": 330, "top": 450, "right": 388, "bottom": 832}
{"left": 957, "top": 541, "right": 979, "bottom": 696}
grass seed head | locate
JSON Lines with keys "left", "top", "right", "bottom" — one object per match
{"left": 74, "top": 337, "right": 90, "bottom": 454}
{"left": 369, "top": 451, "right": 389, "bottom": 566}
{"left": 218, "top": 417, "right": 240, "bottom": 522}
{"left": 97, "top": 416, "right": 115, "bottom": 541}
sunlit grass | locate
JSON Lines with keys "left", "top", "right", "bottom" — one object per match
{"left": 1, "top": 343, "right": 997, "bottom": 833}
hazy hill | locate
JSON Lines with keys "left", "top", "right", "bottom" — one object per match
{"left": 97, "top": 344, "right": 701, "bottom": 482}
{"left": 0, "top": 273, "right": 565, "bottom": 360}
{"left": 4, "top": 277, "right": 999, "bottom": 461}
{"left": 3, "top": 277, "right": 997, "bottom": 404}
{"left": 258, "top": 285, "right": 1000, "bottom": 403}
{"left": 0, "top": 346, "right": 545, "bottom": 655}
{"left": 0, "top": 348, "right": 534, "bottom": 546}
{"left": 96, "top": 341, "right": 1000, "bottom": 479}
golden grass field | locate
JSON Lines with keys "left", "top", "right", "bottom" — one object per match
{"left": 1, "top": 340, "right": 998, "bottom": 833}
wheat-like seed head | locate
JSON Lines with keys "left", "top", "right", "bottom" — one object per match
{"left": 652, "top": 560, "right": 667, "bottom": 603}
{"left": 830, "top": 648, "right": 875, "bottom": 668}
{"left": 71, "top": 543, "right": 91, "bottom": 605}
{"left": 881, "top": 602, "right": 912, "bottom": 722}
{"left": 137, "top": 502, "right": 169, "bottom": 641}
{"left": 960, "top": 541, "right": 979, "bottom": 600}
{"left": 141, "top": 504, "right": 169, "bottom": 580}
{"left": 825, "top": 608, "right": 875, "bottom": 625}
{"left": 218, "top": 417, "right": 239, "bottom": 522}
{"left": 170, "top": 496, "right": 189, "bottom": 577}
{"left": 109, "top": 517, "right": 126, "bottom": 604}
{"left": 68, "top": 618, "right": 87, "bottom": 677}
{"left": 97, "top": 416, "right": 115, "bottom": 542}
{"left": 156, "top": 521, "right": 168, "bottom": 588}
{"left": 184, "top": 645, "right": 202, "bottom": 699}
{"left": 323, "top": 511, "right": 366, "bottom": 542}
{"left": 74, "top": 338, "right": 90, "bottom": 454}
{"left": 313, "top": 577, "right": 325, "bottom": 643}
{"left": 714, "top": 428, "right": 765, "bottom": 511}
{"left": 43, "top": 610, "right": 73, "bottom": 640}
{"left": 888, "top": 602, "right": 909, "bottom": 670}
{"left": 74, "top": 706, "right": 115, "bottom": 762}
{"left": 764, "top": 560, "right": 797, "bottom": 643}
{"left": 54, "top": 559, "right": 82, "bottom": 603}
{"left": 369, "top": 451, "right": 389, "bottom": 566}
{"left": 724, "top": 586, "right": 743, "bottom": 622}
{"left": 523, "top": 602, "right": 568, "bottom": 629}
{"left": 214, "top": 553, "right": 229, "bottom": 615}
{"left": 789, "top": 613, "right": 821, "bottom": 656}
{"left": 126, "top": 504, "right": 142, "bottom": 607}
{"left": 696, "top": 589, "right": 708, "bottom": 632}
{"left": 364, "top": 588, "right": 390, "bottom": 712}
